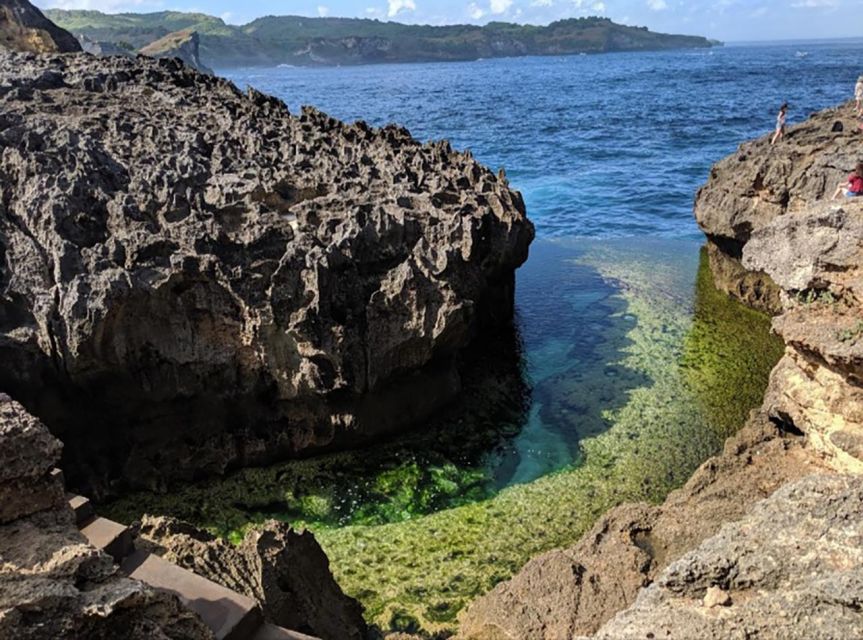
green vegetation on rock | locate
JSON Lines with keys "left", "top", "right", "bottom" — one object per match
{"left": 44, "top": 11, "right": 718, "bottom": 69}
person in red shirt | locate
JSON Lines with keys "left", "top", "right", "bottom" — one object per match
{"left": 832, "top": 162, "right": 863, "bottom": 200}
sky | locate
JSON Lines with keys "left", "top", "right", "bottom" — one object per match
{"left": 34, "top": 0, "right": 863, "bottom": 42}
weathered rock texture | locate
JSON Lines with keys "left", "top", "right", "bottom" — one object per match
{"left": 694, "top": 101, "right": 863, "bottom": 314}
{"left": 0, "top": 0, "right": 80, "bottom": 53}
{"left": 744, "top": 203, "right": 863, "bottom": 473}
{"left": 0, "top": 395, "right": 213, "bottom": 640}
{"left": 138, "top": 516, "right": 367, "bottom": 640}
{"left": 0, "top": 51, "right": 533, "bottom": 496}
{"left": 139, "top": 29, "right": 214, "bottom": 75}
{"left": 457, "top": 413, "right": 826, "bottom": 639}
{"left": 585, "top": 474, "right": 863, "bottom": 640}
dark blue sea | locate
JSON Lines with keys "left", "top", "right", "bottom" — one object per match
{"left": 223, "top": 41, "right": 863, "bottom": 239}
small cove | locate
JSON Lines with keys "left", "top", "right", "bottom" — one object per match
{"left": 104, "top": 41, "right": 863, "bottom": 634}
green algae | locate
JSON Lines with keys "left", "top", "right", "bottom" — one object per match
{"left": 102, "top": 239, "right": 783, "bottom": 637}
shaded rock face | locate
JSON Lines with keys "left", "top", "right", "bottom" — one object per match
{"left": 139, "top": 29, "right": 214, "bottom": 75}
{"left": 0, "top": 395, "right": 213, "bottom": 640}
{"left": 457, "top": 414, "right": 825, "bottom": 639}
{"left": 587, "top": 474, "right": 863, "bottom": 640}
{"left": 694, "top": 101, "right": 863, "bottom": 314}
{"left": 0, "top": 0, "right": 80, "bottom": 53}
{"left": 138, "top": 516, "right": 367, "bottom": 640}
{"left": 0, "top": 51, "right": 533, "bottom": 497}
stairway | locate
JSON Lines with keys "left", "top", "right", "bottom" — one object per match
{"left": 69, "top": 494, "right": 320, "bottom": 640}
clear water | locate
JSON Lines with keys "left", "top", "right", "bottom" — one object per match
{"left": 107, "top": 43, "right": 859, "bottom": 633}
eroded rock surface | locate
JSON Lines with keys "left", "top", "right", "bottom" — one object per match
{"left": 586, "top": 474, "right": 863, "bottom": 640}
{"left": 457, "top": 414, "right": 825, "bottom": 639}
{"left": 0, "top": 0, "right": 80, "bottom": 53}
{"left": 0, "top": 396, "right": 213, "bottom": 640}
{"left": 0, "top": 51, "right": 533, "bottom": 496}
{"left": 138, "top": 516, "right": 367, "bottom": 640}
{"left": 740, "top": 202, "right": 863, "bottom": 473}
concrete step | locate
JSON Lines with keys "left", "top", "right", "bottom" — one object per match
{"left": 79, "top": 516, "right": 134, "bottom": 562}
{"left": 67, "top": 494, "right": 95, "bottom": 526}
{"left": 121, "top": 549, "right": 263, "bottom": 640}
{"left": 252, "top": 623, "right": 321, "bottom": 640}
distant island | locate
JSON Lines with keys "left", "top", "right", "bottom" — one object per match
{"left": 44, "top": 11, "right": 720, "bottom": 69}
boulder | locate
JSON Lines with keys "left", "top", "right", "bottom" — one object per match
{"left": 138, "top": 516, "right": 367, "bottom": 640}
{"left": 0, "top": 51, "right": 533, "bottom": 496}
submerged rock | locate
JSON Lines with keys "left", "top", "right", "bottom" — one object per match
{"left": 138, "top": 515, "right": 367, "bottom": 640}
{"left": 0, "top": 51, "right": 533, "bottom": 496}
{"left": 0, "top": 0, "right": 80, "bottom": 53}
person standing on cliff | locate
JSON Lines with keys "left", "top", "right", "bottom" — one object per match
{"left": 856, "top": 76, "right": 863, "bottom": 115}
{"left": 771, "top": 103, "right": 788, "bottom": 145}
{"left": 831, "top": 162, "right": 863, "bottom": 200}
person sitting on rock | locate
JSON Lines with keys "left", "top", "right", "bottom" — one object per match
{"left": 771, "top": 103, "right": 788, "bottom": 145}
{"left": 831, "top": 162, "right": 863, "bottom": 200}
{"left": 856, "top": 76, "right": 863, "bottom": 115}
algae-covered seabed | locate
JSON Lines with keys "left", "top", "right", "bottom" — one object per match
{"left": 105, "top": 238, "right": 783, "bottom": 637}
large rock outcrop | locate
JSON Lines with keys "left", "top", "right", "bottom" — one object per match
{"left": 137, "top": 516, "right": 367, "bottom": 640}
{"left": 139, "top": 29, "right": 214, "bottom": 75}
{"left": 0, "top": 51, "right": 533, "bottom": 496}
{"left": 0, "top": 394, "right": 213, "bottom": 640}
{"left": 0, "top": 0, "right": 80, "bottom": 53}
{"left": 694, "top": 101, "right": 863, "bottom": 314}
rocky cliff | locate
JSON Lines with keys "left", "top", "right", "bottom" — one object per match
{"left": 0, "top": 394, "right": 214, "bottom": 640}
{"left": 0, "top": 50, "right": 533, "bottom": 497}
{"left": 139, "top": 29, "right": 214, "bottom": 74}
{"left": 459, "top": 102, "right": 863, "bottom": 639}
{"left": 0, "top": 0, "right": 81, "bottom": 53}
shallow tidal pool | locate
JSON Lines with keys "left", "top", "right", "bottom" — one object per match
{"left": 106, "top": 238, "right": 783, "bottom": 636}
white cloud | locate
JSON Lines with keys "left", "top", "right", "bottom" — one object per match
{"left": 387, "top": 0, "right": 416, "bottom": 17}
{"left": 317, "top": 5, "right": 330, "bottom": 16}
{"left": 647, "top": 0, "right": 668, "bottom": 10}
{"left": 468, "top": 2, "right": 486, "bottom": 19}
{"left": 490, "top": 0, "right": 513, "bottom": 13}
{"left": 531, "top": 0, "right": 553, "bottom": 6}
{"left": 791, "top": 0, "right": 838, "bottom": 6}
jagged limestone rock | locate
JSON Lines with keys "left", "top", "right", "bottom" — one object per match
{"left": 0, "top": 51, "right": 533, "bottom": 496}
